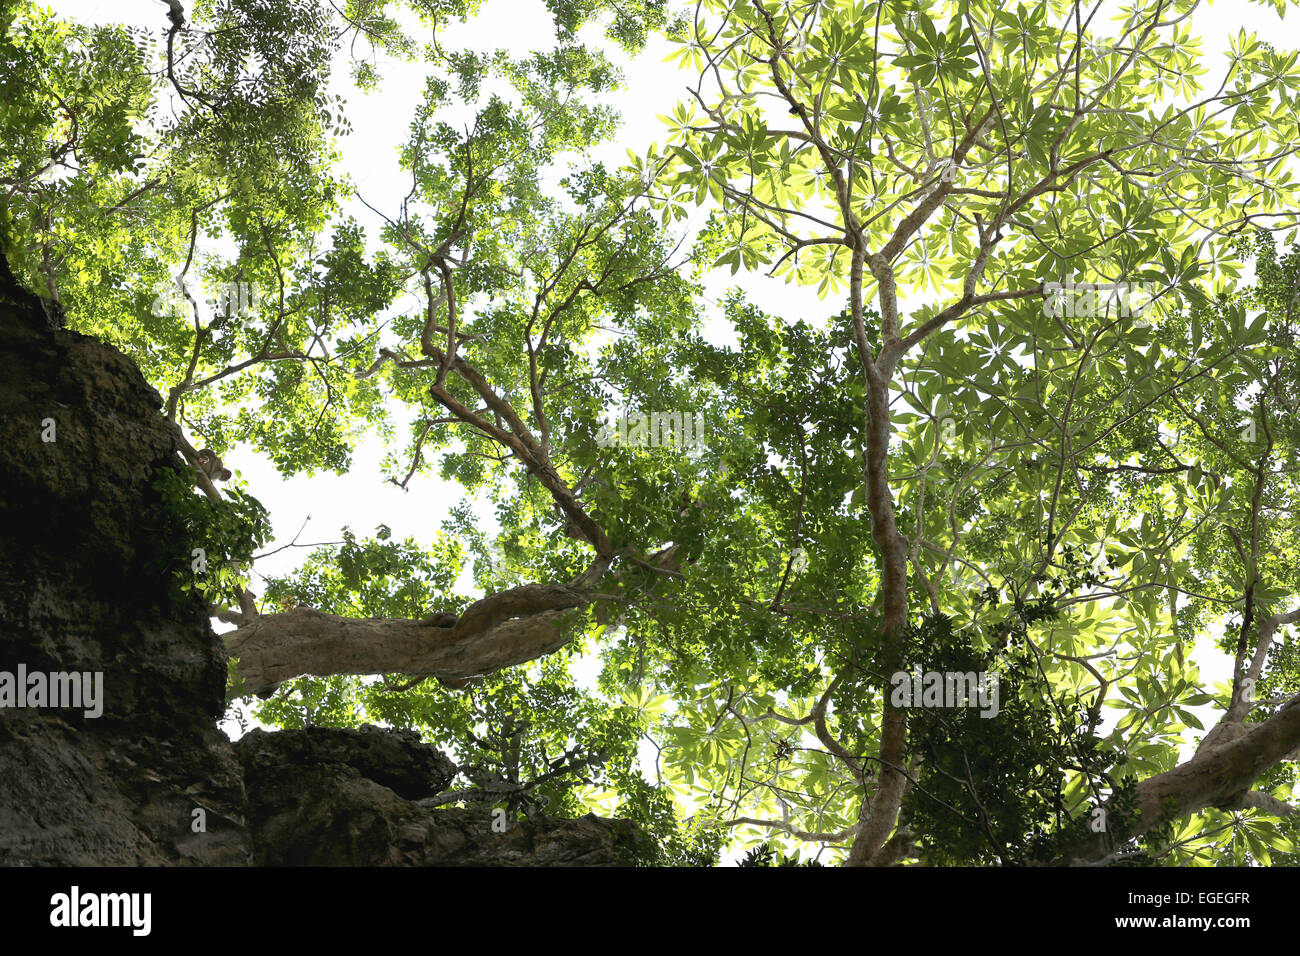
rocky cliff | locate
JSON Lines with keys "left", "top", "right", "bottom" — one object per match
{"left": 0, "top": 254, "right": 644, "bottom": 866}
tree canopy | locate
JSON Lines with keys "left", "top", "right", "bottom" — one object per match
{"left": 5, "top": 0, "right": 1300, "bottom": 866}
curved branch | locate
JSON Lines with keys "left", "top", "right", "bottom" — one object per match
{"left": 225, "top": 583, "right": 599, "bottom": 695}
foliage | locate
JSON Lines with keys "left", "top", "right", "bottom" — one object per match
{"left": 7, "top": 0, "right": 1300, "bottom": 865}
{"left": 153, "top": 464, "right": 272, "bottom": 610}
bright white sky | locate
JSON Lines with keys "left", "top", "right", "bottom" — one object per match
{"left": 46, "top": 0, "right": 1299, "bottom": 849}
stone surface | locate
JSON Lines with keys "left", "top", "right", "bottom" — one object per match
{"left": 0, "top": 253, "right": 251, "bottom": 865}
{"left": 236, "top": 725, "right": 649, "bottom": 865}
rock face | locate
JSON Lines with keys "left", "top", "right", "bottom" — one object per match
{"left": 0, "top": 254, "right": 644, "bottom": 866}
{"left": 237, "top": 726, "right": 649, "bottom": 865}
{"left": 0, "top": 253, "right": 251, "bottom": 865}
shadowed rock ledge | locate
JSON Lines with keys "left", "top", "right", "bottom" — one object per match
{"left": 236, "top": 725, "right": 651, "bottom": 865}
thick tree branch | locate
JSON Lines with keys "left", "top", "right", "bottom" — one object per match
{"left": 226, "top": 584, "right": 598, "bottom": 695}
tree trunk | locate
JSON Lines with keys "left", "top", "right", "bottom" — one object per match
{"left": 1058, "top": 695, "right": 1300, "bottom": 864}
